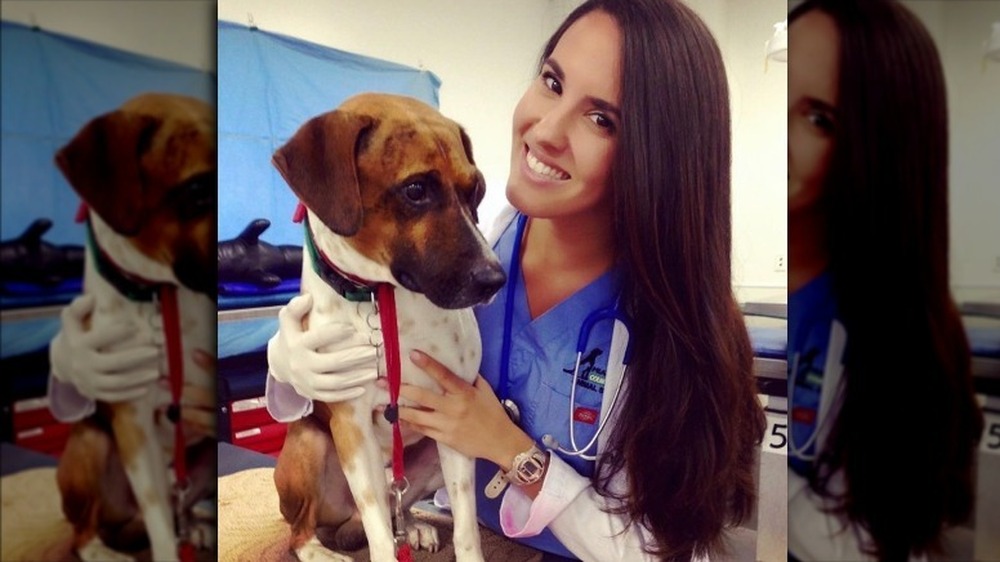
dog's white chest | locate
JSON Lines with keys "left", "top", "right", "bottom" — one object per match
{"left": 85, "top": 245, "right": 214, "bottom": 449}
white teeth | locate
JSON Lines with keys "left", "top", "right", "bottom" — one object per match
{"left": 526, "top": 151, "right": 569, "bottom": 180}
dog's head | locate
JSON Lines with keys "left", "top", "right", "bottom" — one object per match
{"left": 55, "top": 93, "right": 216, "bottom": 296}
{"left": 273, "top": 93, "right": 505, "bottom": 309}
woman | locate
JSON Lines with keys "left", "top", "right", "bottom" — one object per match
{"left": 787, "top": 1, "right": 982, "bottom": 559}
{"left": 270, "top": 1, "right": 764, "bottom": 560}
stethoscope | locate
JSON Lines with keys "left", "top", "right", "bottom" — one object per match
{"left": 787, "top": 351, "right": 822, "bottom": 461}
{"left": 788, "top": 319, "right": 847, "bottom": 462}
{"left": 498, "top": 213, "right": 633, "bottom": 462}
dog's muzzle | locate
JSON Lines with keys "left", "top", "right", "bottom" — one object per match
{"left": 392, "top": 258, "right": 505, "bottom": 310}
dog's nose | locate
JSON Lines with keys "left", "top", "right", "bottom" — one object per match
{"left": 471, "top": 262, "right": 506, "bottom": 299}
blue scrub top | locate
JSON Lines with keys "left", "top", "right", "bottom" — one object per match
{"left": 788, "top": 271, "right": 839, "bottom": 476}
{"left": 473, "top": 213, "right": 620, "bottom": 558}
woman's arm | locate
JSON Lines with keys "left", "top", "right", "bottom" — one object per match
{"left": 264, "top": 293, "right": 378, "bottom": 421}
{"left": 400, "top": 350, "right": 664, "bottom": 562}
{"left": 502, "top": 452, "right": 663, "bottom": 561}
{"left": 47, "top": 294, "right": 160, "bottom": 421}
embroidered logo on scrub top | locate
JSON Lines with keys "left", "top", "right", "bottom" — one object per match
{"left": 574, "top": 407, "right": 599, "bottom": 424}
{"left": 562, "top": 347, "right": 607, "bottom": 394}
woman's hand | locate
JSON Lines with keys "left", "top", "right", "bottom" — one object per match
{"left": 50, "top": 294, "right": 160, "bottom": 401}
{"left": 398, "top": 350, "right": 534, "bottom": 471}
{"left": 267, "top": 294, "right": 378, "bottom": 402}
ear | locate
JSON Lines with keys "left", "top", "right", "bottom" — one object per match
{"left": 459, "top": 126, "right": 477, "bottom": 165}
{"left": 459, "top": 127, "right": 486, "bottom": 208}
{"left": 272, "top": 111, "right": 374, "bottom": 236}
{"left": 55, "top": 111, "right": 159, "bottom": 235}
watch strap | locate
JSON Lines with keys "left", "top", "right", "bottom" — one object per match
{"left": 484, "top": 469, "right": 509, "bottom": 499}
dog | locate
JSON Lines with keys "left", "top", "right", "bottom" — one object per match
{"left": 270, "top": 92, "right": 505, "bottom": 562}
{"left": 52, "top": 93, "right": 216, "bottom": 562}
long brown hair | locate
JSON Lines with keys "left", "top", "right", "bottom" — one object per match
{"left": 789, "top": 1, "right": 982, "bottom": 559}
{"left": 541, "top": 1, "right": 765, "bottom": 559}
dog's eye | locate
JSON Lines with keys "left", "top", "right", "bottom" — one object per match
{"left": 174, "top": 172, "right": 216, "bottom": 220}
{"left": 402, "top": 182, "right": 428, "bottom": 203}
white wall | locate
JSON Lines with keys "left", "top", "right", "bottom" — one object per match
{"left": 0, "top": 1, "right": 215, "bottom": 71}
{"left": 216, "top": 0, "right": 789, "bottom": 302}
{"left": 717, "top": 0, "right": 789, "bottom": 302}
{"left": 904, "top": 1, "right": 1000, "bottom": 302}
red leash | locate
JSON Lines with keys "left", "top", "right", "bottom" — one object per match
{"left": 376, "top": 284, "right": 412, "bottom": 562}
{"left": 160, "top": 285, "right": 196, "bottom": 562}
{"left": 296, "top": 202, "right": 410, "bottom": 561}
{"left": 79, "top": 202, "right": 195, "bottom": 561}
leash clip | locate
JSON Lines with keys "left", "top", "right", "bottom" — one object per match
{"left": 172, "top": 480, "right": 199, "bottom": 562}
{"left": 389, "top": 477, "right": 409, "bottom": 546}
{"left": 171, "top": 479, "right": 191, "bottom": 541}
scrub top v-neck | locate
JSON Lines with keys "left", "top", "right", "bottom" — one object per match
{"left": 473, "top": 212, "right": 620, "bottom": 558}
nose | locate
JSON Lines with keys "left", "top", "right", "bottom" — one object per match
{"left": 529, "top": 102, "right": 571, "bottom": 153}
{"left": 470, "top": 261, "right": 507, "bottom": 301}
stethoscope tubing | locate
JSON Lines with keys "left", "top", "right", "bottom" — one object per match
{"left": 552, "top": 351, "right": 629, "bottom": 461}
{"left": 500, "top": 213, "right": 632, "bottom": 461}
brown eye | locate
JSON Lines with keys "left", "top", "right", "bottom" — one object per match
{"left": 403, "top": 182, "right": 427, "bottom": 202}
{"left": 172, "top": 172, "right": 215, "bottom": 220}
{"left": 588, "top": 113, "right": 617, "bottom": 134}
{"left": 542, "top": 72, "right": 563, "bottom": 95}
{"left": 807, "top": 109, "right": 835, "bottom": 134}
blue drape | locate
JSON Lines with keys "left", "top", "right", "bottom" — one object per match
{"left": 216, "top": 21, "right": 441, "bottom": 246}
{"left": 0, "top": 20, "right": 213, "bottom": 356}
{"left": 1, "top": 20, "right": 214, "bottom": 246}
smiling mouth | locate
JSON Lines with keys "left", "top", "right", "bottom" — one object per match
{"left": 525, "top": 148, "right": 570, "bottom": 181}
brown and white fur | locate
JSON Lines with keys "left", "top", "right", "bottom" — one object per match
{"left": 271, "top": 93, "right": 505, "bottom": 562}
{"left": 53, "top": 93, "right": 216, "bottom": 562}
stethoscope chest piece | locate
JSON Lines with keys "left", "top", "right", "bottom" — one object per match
{"left": 502, "top": 398, "right": 521, "bottom": 424}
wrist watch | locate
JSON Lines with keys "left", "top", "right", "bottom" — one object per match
{"left": 505, "top": 443, "right": 548, "bottom": 486}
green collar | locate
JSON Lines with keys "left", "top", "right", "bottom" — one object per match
{"left": 303, "top": 216, "right": 376, "bottom": 302}
{"left": 85, "top": 219, "right": 162, "bottom": 302}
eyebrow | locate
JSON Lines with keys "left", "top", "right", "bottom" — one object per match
{"left": 544, "top": 57, "right": 622, "bottom": 120}
{"left": 804, "top": 96, "right": 837, "bottom": 116}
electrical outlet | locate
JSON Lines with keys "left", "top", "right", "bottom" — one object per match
{"left": 774, "top": 255, "right": 786, "bottom": 272}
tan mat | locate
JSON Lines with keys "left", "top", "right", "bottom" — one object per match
{"left": 1, "top": 467, "right": 75, "bottom": 562}
{"left": 1, "top": 466, "right": 215, "bottom": 562}
{"left": 218, "top": 467, "right": 544, "bottom": 562}
{"left": 3, "top": 465, "right": 545, "bottom": 561}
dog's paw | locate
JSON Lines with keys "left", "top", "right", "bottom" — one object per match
{"left": 189, "top": 521, "right": 216, "bottom": 551}
{"left": 186, "top": 498, "right": 217, "bottom": 551}
{"left": 406, "top": 519, "right": 440, "bottom": 553}
{"left": 78, "top": 536, "right": 136, "bottom": 562}
{"left": 296, "top": 536, "right": 354, "bottom": 562}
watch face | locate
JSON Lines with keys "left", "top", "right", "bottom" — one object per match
{"left": 518, "top": 460, "right": 541, "bottom": 478}
{"left": 511, "top": 448, "right": 546, "bottom": 485}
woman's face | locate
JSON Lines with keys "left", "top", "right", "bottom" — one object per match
{"left": 506, "top": 9, "right": 622, "bottom": 220}
{"left": 788, "top": 9, "right": 839, "bottom": 215}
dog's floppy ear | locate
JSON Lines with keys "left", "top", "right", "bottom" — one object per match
{"left": 272, "top": 111, "right": 373, "bottom": 236}
{"left": 55, "top": 111, "right": 160, "bottom": 236}
{"left": 459, "top": 126, "right": 477, "bottom": 166}
{"left": 459, "top": 126, "right": 486, "bottom": 209}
